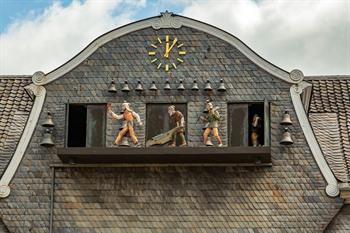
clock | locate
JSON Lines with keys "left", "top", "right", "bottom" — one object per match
{"left": 148, "top": 35, "right": 187, "bottom": 71}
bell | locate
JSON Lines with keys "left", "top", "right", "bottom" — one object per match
{"left": 204, "top": 80, "right": 212, "bottom": 91}
{"left": 205, "top": 137, "right": 214, "bottom": 146}
{"left": 164, "top": 80, "right": 171, "bottom": 90}
{"left": 40, "top": 129, "right": 55, "bottom": 147}
{"left": 119, "top": 137, "right": 130, "bottom": 147}
{"left": 217, "top": 79, "right": 226, "bottom": 92}
{"left": 280, "top": 128, "right": 294, "bottom": 145}
{"left": 135, "top": 80, "right": 144, "bottom": 92}
{"left": 108, "top": 80, "right": 117, "bottom": 93}
{"left": 122, "top": 80, "right": 131, "bottom": 92}
{"left": 42, "top": 112, "right": 55, "bottom": 127}
{"left": 177, "top": 80, "right": 185, "bottom": 91}
{"left": 280, "top": 111, "right": 292, "bottom": 125}
{"left": 149, "top": 81, "right": 158, "bottom": 91}
{"left": 191, "top": 80, "right": 199, "bottom": 91}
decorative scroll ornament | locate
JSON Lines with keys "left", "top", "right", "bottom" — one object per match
{"left": 0, "top": 185, "right": 10, "bottom": 198}
{"left": 290, "top": 79, "right": 339, "bottom": 197}
{"left": 152, "top": 11, "right": 182, "bottom": 29}
{"left": 25, "top": 83, "right": 46, "bottom": 97}
{"left": 32, "top": 71, "right": 47, "bottom": 85}
{"left": 289, "top": 69, "right": 304, "bottom": 83}
{"left": 0, "top": 82, "right": 47, "bottom": 198}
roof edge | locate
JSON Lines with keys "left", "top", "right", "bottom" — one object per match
{"left": 30, "top": 11, "right": 303, "bottom": 86}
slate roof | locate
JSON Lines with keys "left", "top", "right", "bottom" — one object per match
{"left": 325, "top": 205, "right": 350, "bottom": 232}
{"left": 306, "top": 76, "right": 350, "bottom": 183}
{"left": 0, "top": 76, "right": 32, "bottom": 177}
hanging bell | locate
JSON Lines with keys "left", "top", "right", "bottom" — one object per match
{"left": 204, "top": 80, "right": 212, "bottom": 91}
{"left": 280, "top": 128, "right": 294, "bottom": 145}
{"left": 217, "top": 79, "right": 226, "bottom": 92}
{"left": 135, "top": 80, "right": 144, "bottom": 92}
{"left": 191, "top": 80, "right": 199, "bottom": 91}
{"left": 164, "top": 80, "right": 171, "bottom": 90}
{"left": 108, "top": 80, "right": 117, "bottom": 93}
{"left": 42, "top": 112, "right": 55, "bottom": 127}
{"left": 119, "top": 137, "right": 130, "bottom": 147}
{"left": 280, "top": 111, "right": 292, "bottom": 125}
{"left": 149, "top": 81, "right": 158, "bottom": 91}
{"left": 177, "top": 80, "right": 185, "bottom": 91}
{"left": 122, "top": 80, "right": 131, "bottom": 92}
{"left": 40, "top": 129, "right": 55, "bottom": 147}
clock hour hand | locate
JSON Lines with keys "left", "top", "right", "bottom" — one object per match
{"left": 164, "top": 37, "right": 178, "bottom": 58}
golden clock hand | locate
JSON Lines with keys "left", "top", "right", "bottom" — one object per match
{"left": 164, "top": 37, "right": 178, "bottom": 58}
{"left": 165, "top": 41, "right": 169, "bottom": 57}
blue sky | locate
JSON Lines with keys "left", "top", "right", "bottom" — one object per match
{"left": 0, "top": 0, "right": 186, "bottom": 33}
{"left": 0, "top": 0, "right": 349, "bottom": 75}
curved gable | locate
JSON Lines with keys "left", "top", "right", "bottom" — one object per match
{"left": 32, "top": 12, "right": 302, "bottom": 86}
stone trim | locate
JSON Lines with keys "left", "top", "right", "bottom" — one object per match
{"left": 0, "top": 84, "right": 46, "bottom": 198}
{"left": 32, "top": 12, "right": 296, "bottom": 86}
{"left": 290, "top": 81, "right": 339, "bottom": 197}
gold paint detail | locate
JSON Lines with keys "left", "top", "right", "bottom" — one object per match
{"left": 148, "top": 51, "right": 156, "bottom": 55}
{"left": 151, "top": 58, "right": 158, "bottom": 63}
{"left": 157, "top": 63, "right": 162, "bottom": 69}
{"left": 177, "top": 43, "right": 184, "bottom": 48}
{"left": 177, "top": 58, "right": 184, "bottom": 63}
{"left": 165, "top": 64, "right": 169, "bottom": 71}
{"left": 157, "top": 37, "right": 162, "bottom": 44}
{"left": 178, "top": 51, "right": 186, "bottom": 55}
{"left": 172, "top": 63, "right": 177, "bottom": 69}
{"left": 151, "top": 44, "right": 157, "bottom": 48}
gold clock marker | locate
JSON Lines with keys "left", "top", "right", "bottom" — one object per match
{"left": 148, "top": 35, "right": 187, "bottom": 71}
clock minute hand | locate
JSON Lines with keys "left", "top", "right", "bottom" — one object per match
{"left": 164, "top": 37, "right": 178, "bottom": 58}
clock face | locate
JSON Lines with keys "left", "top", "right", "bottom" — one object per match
{"left": 148, "top": 35, "right": 187, "bottom": 71}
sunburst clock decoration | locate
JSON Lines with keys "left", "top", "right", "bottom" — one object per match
{"left": 148, "top": 35, "right": 187, "bottom": 71}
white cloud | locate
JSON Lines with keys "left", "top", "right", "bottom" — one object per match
{"left": 0, "top": 0, "right": 143, "bottom": 75}
{"left": 182, "top": 0, "right": 350, "bottom": 75}
{"left": 1, "top": 0, "right": 349, "bottom": 75}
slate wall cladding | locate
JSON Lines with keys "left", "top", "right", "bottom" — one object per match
{"left": 0, "top": 26, "right": 343, "bottom": 232}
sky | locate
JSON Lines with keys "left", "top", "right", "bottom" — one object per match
{"left": 0, "top": 0, "right": 349, "bottom": 76}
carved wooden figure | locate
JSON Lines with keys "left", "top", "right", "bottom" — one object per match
{"left": 201, "top": 100, "right": 223, "bottom": 147}
{"left": 107, "top": 102, "right": 142, "bottom": 146}
{"left": 251, "top": 114, "right": 262, "bottom": 147}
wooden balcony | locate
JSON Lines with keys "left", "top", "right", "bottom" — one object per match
{"left": 56, "top": 147, "right": 271, "bottom": 166}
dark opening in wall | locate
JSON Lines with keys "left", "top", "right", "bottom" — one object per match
{"left": 146, "top": 104, "right": 187, "bottom": 147}
{"left": 228, "top": 103, "right": 267, "bottom": 147}
{"left": 67, "top": 104, "right": 106, "bottom": 147}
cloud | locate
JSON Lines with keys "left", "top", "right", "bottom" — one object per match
{"left": 181, "top": 0, "right": 350, "bottom": 75}
{"left": 0, "top": 0, "right": 144, "bottom": 75}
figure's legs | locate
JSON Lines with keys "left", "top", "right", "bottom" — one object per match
{"left": 251, "top": 132, "right": 258, "bottom": 147}
{"left": 128, "top": 125, "right": 138, "bottom": 144}
{"left": 212, "top": 128, "right": 222, "bottom": 146}
{"left": 169, "top": 132, "right": 176, "bottom": 147}
{"left": 178, "top": 131, "right": 187, "bottom": 146}
{"left": 203, "top": 128, "right": 211, "bottom": 145}
{"left": 115, "top": 127, "right": 128, "bottom": 145}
